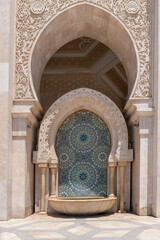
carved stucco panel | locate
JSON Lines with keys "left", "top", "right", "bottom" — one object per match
{"left": 37, "top": 88, "right": 129, "bottom": 163}
{"left": 15, "top": 0, "right": 152, "bottom": 99}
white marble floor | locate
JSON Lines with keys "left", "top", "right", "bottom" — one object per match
{"left": 0, "top": 213, "right": 160, "bottom": 240}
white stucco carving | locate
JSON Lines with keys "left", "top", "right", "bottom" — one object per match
{"left": 15, "top": 0, "right": 152, "bottom": 100}
{"left": 37, "top": 88, "right": 130, "bottom": 163}
{"left": 30, "top": 1, "right": 45, "bottom": 15}
{"left": 125, "top": 1, "right": 140, "bottom": 15}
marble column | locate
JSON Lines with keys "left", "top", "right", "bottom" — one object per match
{"left": 109, "top": 162, "right": 117, "bottom": 197}
{"left": 49, "top": 163, "right": 58, "bottom": 196}
{"left": 153, "top": 0, "right": 160, "bottom": 217}
{"left": 125, "top": 100, "right": 154, "bottom": 216}
{"left": 39, "top": 163, "right": 48, "bottom": 214}
{"left": 118, "top": 161, "right": 127, "bottom": 213}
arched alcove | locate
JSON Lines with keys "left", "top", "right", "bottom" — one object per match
{"left": 35, "top": 88, "right": 133, "bottom": 215}
{"left": 30, "top": 3, "right": 138, "bottom": 103}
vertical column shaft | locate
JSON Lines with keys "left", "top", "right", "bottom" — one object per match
{"left": 118, "top": 162, "right": 127, "bottom": 213}
{"left": 39, "top": 164, "right": 47, "bottom": 214}
{"left": 50, "top": 163, "right": 58, "bottom": 196}
{"left": 109, "top": 163, "right": 117, "bottom": 197}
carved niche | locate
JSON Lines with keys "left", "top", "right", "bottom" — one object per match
{"left": 15, "top": 0, "right": 152, "bottom": 99}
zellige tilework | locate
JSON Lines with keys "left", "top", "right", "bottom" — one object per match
{"left": 56, "top": 110, "right": 111, "bottom": 198}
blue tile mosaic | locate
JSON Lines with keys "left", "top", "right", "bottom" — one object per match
{"left": 56, "top": 110, "right": 111, "bottom": 197}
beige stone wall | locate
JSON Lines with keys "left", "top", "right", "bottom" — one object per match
{"left": 0, "top": 0, "right": 15, "bottom": 220}
{"left": 12, "top": 118, "right": 37, "bottom": 218}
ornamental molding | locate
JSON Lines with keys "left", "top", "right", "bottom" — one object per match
{"left": 15, "top": 0, "right": 152, "bottom": 99}
{"left": 37, "top": 88, "right": 129, "bottom": 163}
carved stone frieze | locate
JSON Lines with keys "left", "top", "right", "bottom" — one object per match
{"left": 37, "top": 88, "right": 129, "bottom": 163}
{"left": 15, "top": 0, "right": 152, "bottom": 99}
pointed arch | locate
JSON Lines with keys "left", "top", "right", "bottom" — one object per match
{"left": 30, "top": 3, "right": 138, "bottom": 102}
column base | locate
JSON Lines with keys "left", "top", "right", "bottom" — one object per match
{"left": 109, "top": 194, "right": 115, "bottom": 198}
{"left": 50, "top": 194, "right": 56, "bottom": 197}
{"left": 39, "top": 211, "right": 47, "bottom": 215}
{"left": 118, "top": 210, "right": 126, "bottom": 213}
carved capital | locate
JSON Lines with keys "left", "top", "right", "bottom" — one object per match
{"left": 108, "top": 162, "right": 117, "bottom": 167}
{"left": 49, "top": 163, "right": 58, "bottom": 169}
{"left": 118, "top": 161, "right": 128, "bottom": 167}
{"left": 38, "top": 163, "right": 48, "bottom": 168}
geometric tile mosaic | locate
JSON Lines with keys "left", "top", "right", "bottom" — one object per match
{"left": 56, "top": 110, "right": 111, "bottom": 197}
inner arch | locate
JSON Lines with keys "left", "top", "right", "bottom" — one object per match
{"left": 31, "top": 3, "right": 138, "bottom": 103}
{"left": 40, "top": 37, "right": 128, "bottom": 112}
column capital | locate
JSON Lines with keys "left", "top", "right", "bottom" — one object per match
{"left": 38, "top": 163, "right": 48, "bottom": 168}
{"left": 118, "top": 161, "right": 128, "bottom": 167}
{"left": 49, "top": 163, "right": 58, "bottom": 169}
{"left": 108, "top": 162, "right": 117, "bottom": 167}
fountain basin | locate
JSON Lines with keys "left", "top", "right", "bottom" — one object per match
{"left": 48, "top": 196, "right": 117, "bottom": 215}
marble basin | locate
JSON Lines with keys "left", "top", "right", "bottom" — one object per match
{"left": 48, "top": 196, "right": 117, "bottom": 215}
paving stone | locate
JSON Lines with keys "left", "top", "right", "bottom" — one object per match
{"left": 137, "top": 229, "right": 160, "bottom": 240}
{"left": 68, "top": 226, "right": 91, "bottom": 235}
{"left": 0, "top": 232, "right": 21, "bottom": 240}
{"left": 30, "top": 232, "right": 66, "bottom": 239}
{"left": 86, "top": 220, "right": 140, "bottom": 229}
{"left": 93, "top": 230, "right": 130, "bottom": 238}
{"left": 19, "top": 221, "right": 74, "bottom": 230}
{"left": 0, "top": 213, "right": 160, "bottom": 240}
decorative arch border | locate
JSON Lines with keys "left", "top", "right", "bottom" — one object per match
{"left": 37, "top": 88, "right": 130, "bottom": 163}
{"left": 16, "top": 0, "right": 152, "bottom": 100}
